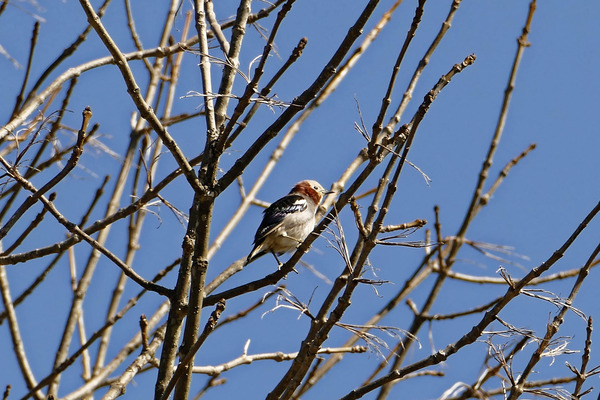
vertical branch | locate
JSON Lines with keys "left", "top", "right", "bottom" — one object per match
{"left": 124, "top": 0, "right": 153, "bottom": 72}
{"left": 0, "top": 266, "right": 44, "bottom": 400}
{"left": 154, "top": 196, "right": 200, "bottom": 399}
{"left": 148, "top": 12, "right": 198, "bottom": 398}
{"left": 93, "top": 139, "right": 149, "bottom": 377}
{"left": 374, "top": 207, "right": 447, "bottom": 399}
{"left": 205, "top": 0, "right": 230, "bottom": 54}
{"left": 213, "top": 0, "right": 252, "bottom": 128}
{"left": 11, "top": 21, "right": 40, "bottom": 118}
{"left": 50, "top": 0, "right": 183, "bottom": 395}
{"left": 160, "top": 300, "right": 226, "bottom": 400}
{"left": 195, "top": 0, "right": 217, "bottom": 140}
{"left": 171, "top": 190, "right": 215, "bottom": 399}
{"left": 159, "top": 2, "right": 219, "bottom": 399}
{"left": 571, "top": 316, "right": 593, "bottom": 397}
{"left": 67, "top": 247, "right": 92, "bottom": 399}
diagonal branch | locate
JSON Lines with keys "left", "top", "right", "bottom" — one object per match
{"left": 340, "top": 199, "right": 600, "bottom": 399}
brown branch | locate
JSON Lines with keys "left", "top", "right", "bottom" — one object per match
{"left": 479, "top": 143, "right": 536, "bottom": 207}
{"left": 191, "top": 345, "right": 367, "bottom": 376}
{"left": 19, "top": 0, "right": 112, "bottom": 113}
{"left": 124, "top": 0, "right": 153, "bottom": 72}
{"left": 370, "top": 0, "right": 425, "bottom": 147}
{"left": 507, "top": 238, "right": 600, "bottom": 399}
{"left": 446, "top": 263, "right": 600, "bottom": 286}
{"left": 101, "top": 324, "right": 167, "bottom": 400}
{"left": 0, "top": 193, "right": 52, "bottom": 255}
{"left": 379, "top": 219, "right": 427, "bottom": 233}
{"left": 0, "top": 106, "right": 91, "bottom": 240}
{"left": 161, "top": 299, "right": 226, "bottom": 400}
{"left": 205, "top": 0, "right": 230, "bottom": 54}
{"left": 0, "top": 265, "right": 44, "bottom": 399}
{"left": 451, "top": 0, "right": 536, "bottom": 248}
{"left": 373, "top": 206, "right": 450, "bottom": 396}
{"left": 11, "top": 21, "right": 40, "bottom": 118}
{"left": 570, "top": 316, "right": 595, "bottom": 398}
{"left": 215, "top": 287, "right": 283, "bottom": 329}
{"left": 416, "top": 296, "right": 502, "bottom": 321}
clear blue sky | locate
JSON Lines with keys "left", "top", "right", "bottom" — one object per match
{"left": 1, "top": 1, "right": 599, "bottom": 399}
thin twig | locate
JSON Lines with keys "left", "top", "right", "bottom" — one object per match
{"left": 11, "top": 21, "right": 40, "bottom": 118}
{"left": 124, "top": 0, "right": 153, "bottom": 72}
{"left": 576, "top": 317, "right": 594, "bottom": 396}
{"left": 507, "top": 240, "right": 600, "bottom": 398}
{"left": 192, "top": 345, "right": 367, "bottom": 376}
{"left": 370, "top": 0, "right": 425, "bottom": 147}
{"left": 0, "top": 107, "right": 92, "bottom": 240}
{"left": 19, "top": 0, "right": 112, "bottom": 114}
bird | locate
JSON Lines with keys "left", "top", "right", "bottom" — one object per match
{"left": 245, "top": 180, "right": 331, "bottom": 268}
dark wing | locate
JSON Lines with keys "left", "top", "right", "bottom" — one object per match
{"left": 253, "top": 194, "right": 307, "bottom": 245}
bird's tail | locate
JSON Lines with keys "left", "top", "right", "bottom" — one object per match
{"left": 244, "top": 247, "right": 266, "bottom": 266}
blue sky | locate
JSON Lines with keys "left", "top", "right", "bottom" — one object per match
{"left": 1, "top": 1, "right": 599, "bottom": 399}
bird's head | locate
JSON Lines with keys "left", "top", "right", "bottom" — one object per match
{"left": 290, "top": 180, "right": 332, "bottom": 205}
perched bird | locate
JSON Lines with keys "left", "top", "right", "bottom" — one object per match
{"left": 245, "top": 180, "right": 331, "bottom": 267}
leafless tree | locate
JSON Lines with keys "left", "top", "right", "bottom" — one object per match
{"left": 1, "top": 0, "right": 599, "bottom": 399}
